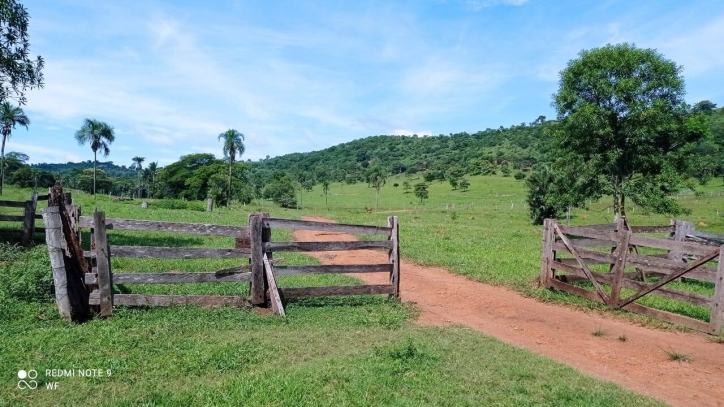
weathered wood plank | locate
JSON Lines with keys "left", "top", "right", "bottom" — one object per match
{"left": 264, "top": 218, "right": 392, "bottom": 235}
{"left": 629, "top": 233, "right": 715, "bottom": 257}
{"left": 609, "top": 221, "right": 630, "bottom": 306}
{"left": 21, "top": 201, "right": 34, "bottom": 245}
{"left": 264, "top": 240, "right": 393, "bottom": 252}
{"left": 279, "top": 284, "right": 396, "bottom": 298}
{"left": 0, "top": 215, "right": 25, "bottom": 222}
{"left": 0, "top": 200, "right": 29, "bottom": 208}
{"left": 552, "top": 243, "right": 617, "bottom": 265}
{"left": 249, "top": 214, "right": 265, "bottom": 305}
{"left": 547, "top": 278, "right": 710, "bottom": 332}
{"left": 94, "top": 211, "right": 113, "bottom": 317}
{"left": 42, "top": 206, "right": 71, "bottom": 320}
{"left": 388, "top": 216, "right": 400, "bottom": 299}
{"left": 625, "top": 253, "right": 717, "bottom": 282}
{"left": 553, "top": 223, "right": 610, "bottom": 303}
{"left": 558, "top": 224, "right": 619, "bottom": 242}
{"left": 84, "top": 246, "right": 251, "bottom": 259}
{"left": 89, "top": 292, "right": 250, "bottom": 307}
{"left": 566, "top": 238, "right": 618, "bottom": 247}
{"left": 78, "top": 216, "right": 249, "bottom": 237}
{"left": 618, "top": 249, "right": 720, "bottom": 307}
{"left": 263, "top": 254, "right": 285, "bottom": 316}
{"left": 553, "top": 262, "right": 711, "bottom": 306}
{"left": 582, "top": 223, "right": 618, "bottom": 230}
{"left": 85, "top": 271, "right": 252, "bottom": 285}
{"left": 710, "top": 248, "right": 724, "bottom": 334}
{"left": 690, "top": 230, "right": 724, "bottom": 244}
{"left": 558, "top": 257, "right": 610, "bottom": 266}
{"left": 539, "top": 219, "right": 555, "bottom": 286}
{"left": 629, "top": 225, "right": 674, "bottom": 233}
{"left": 274, "top": 264, "right": 392, "bottom": 276}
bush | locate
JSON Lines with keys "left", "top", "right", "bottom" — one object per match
{"left": 154, "top": 199, "right": 205, "bottom": 211}
{"left": 0, "top": 244, "right": 54, "bottom": 303}
{"left": 514, "top": 172, "right": 526, "bottom": 181}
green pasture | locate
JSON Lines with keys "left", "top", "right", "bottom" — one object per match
{"left": 0, "top": 183, "right": 673, "bottom": 405}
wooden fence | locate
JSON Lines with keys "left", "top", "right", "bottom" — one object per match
{"left": 540, "top": 218, "right": 724, "bottom": 334}
{"left": 48, "top": 211, "right": 400, "bottom": 319}
{"left": 0, "top": 192, "right": 69, "bottom": 245}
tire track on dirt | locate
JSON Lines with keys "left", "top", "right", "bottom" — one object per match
{"left": 294, "top": 215, "right": 724, "bottom": 407}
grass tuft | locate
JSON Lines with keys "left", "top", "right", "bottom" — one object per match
{"left": 665, "top": 350, "right": 693, "bottom": 363}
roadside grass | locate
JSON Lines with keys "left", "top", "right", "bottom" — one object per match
{"left": 0, "top": 185, "right": 666, "bottom": 406}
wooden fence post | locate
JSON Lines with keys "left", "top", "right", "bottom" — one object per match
{"left": 249, "top": 213, "right": 265, "bottom": 305}
{"left": 669, "top": 220, "right": 694, "bottom": 261}
{"left": 609, "top": 218, "right": 630, "bottom": 307}
{"left": 21, "top": 200, "right": 34, "bottom": 245}
{"left": 94, "top": 211, "right": 113, "bottom": 316}
{"left": 42, "top": 205, "right": 72, "bottom": 320}
{"left": 539, "top": 219, "right": 555, "bottom": 286}
{"left": 388, "top": 216, "right": 400, "bottom": 299}
{"left": 711, "top": 246, "right": 724, "bottom": 334}
{"left": 206, "top": 198, "right": 213, "bottom": 212}
{"left": 64, "top": 192, "right": 72, "bottom": 206}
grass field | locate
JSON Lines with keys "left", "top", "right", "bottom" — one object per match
{"left": 295, "top": 174, "right": 724, "bottom": 326}
{"left": 0, "top": 184, "right": 672, "bottom": 406}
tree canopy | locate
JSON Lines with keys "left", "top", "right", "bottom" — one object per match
{"left": 0, "top": 0, "right": 44, "bottom": 105}
{"left": 535, "top": 43, "right": 711, "bottom": 222}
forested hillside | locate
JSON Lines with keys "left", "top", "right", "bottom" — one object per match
{"left": 252, "top": 118, "right": 550, "bottom": 184}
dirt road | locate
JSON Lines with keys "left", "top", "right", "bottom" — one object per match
{"left": 295, "top": 216, "right": 724, "bottom": 407}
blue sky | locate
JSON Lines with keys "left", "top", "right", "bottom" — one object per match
{"left": 11, "top": 0, "right": 724, "bottom": 166}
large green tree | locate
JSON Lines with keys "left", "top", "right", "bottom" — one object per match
{"left": 218, "top": 129, "right": 245, "bottom": 207}
{"left": 0, "top": 102, "right": 29, "bottom": 194}
{"left": 0, "top": 0, "right": 44, "bottom": 105}
{"left": 74, "top": 119, "right": 115, "bottom": 195}
{"left": 130, "top": 156, "right": 145, "bottom": 198}
{"left": 549, "top": 43, "right": 710, "bottom": 220}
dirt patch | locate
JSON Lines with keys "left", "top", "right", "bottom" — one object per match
{"left": 295, "top": 216, "right": 724, "bottom": 407}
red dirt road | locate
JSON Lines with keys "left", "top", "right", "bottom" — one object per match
{"left": 295, "top": 216, "right": 724, "bottom": 407}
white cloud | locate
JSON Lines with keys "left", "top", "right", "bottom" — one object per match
{"left": 8, "top": 142, "right": 82, "bottom": 164}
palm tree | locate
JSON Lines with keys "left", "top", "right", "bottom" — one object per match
{"left": 322, "top": 180, "right": 330, "bottom": 208}
{"left": 365, "top": 165, "right": 387, "bottom": 213}
{"left": 130, "top": 156, "right": 145, "bottom": 198}
{"left": 75, "top": 119, "right": 115, "bottom": 195}
{"left": 0, "top": 103, "right": 30, "bottom": 195}
{"left": 218, "top": 129, "right": 245, "bottom": 207}
{"left": 144, "top": 161, "right": 158, "bottom": 198}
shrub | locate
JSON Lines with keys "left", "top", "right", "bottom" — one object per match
{"left": 0, "top": 244, "right": 54, "bottom": 303}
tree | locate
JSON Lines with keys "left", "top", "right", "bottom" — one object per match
{"left": 144, "top": 161, "right": 158, "bottom": 198}
{"left": 550, "top": 43, "right": 710, "bottom": 220}
{"left": 130, "top": 156, "right": 145, "bottom": 198}
{"left": 459, "top": 178, "right": 470, "bottom": 192}
{"left": 0, "top": 0, "right": 44, "bottom": 105}
{"left": 449, "top": 177, "right": 458, "bottom": 190}
{"left": 0, "top": 102, "right": 29, "bottom": 194}
{"left": 402, "top": 180, "right": 411, "bottom": 193}
{"left": 414, "top": 182, "right": 429, "bottom": 203}
{"left": 74, "top": 119, "right": 115, "bottom": 195}
{"left": 365, "top": 164, "right": 387, "bottom": 212}
{"left": 322, "top": 180, "right": 330, "bottom": 207}
{"left": 218, "top": 129, "right": 245, "bottom": 207}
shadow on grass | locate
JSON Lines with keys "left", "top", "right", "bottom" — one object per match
{"left": 284, "top": 295, "right": 396, "bottom": 308}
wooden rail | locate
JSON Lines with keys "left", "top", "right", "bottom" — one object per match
{"left": 56, "top": 210, "right": 401, "bottom": 319}
{"left": 540, "top": 219, "right": 724, "bottom": 334}
{"left": 0, "top": 191, "right": 55, "bottom": 245}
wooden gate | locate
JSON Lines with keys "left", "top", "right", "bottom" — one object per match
{"left": 540, "top": 218, "right": 724, "bottom": 333}
{"left": 46, "top": 209, "right": 400, "bottom": 319}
